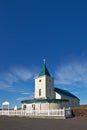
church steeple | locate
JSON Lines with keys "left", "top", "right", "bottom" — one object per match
{"left": 38, "top": 59, "right": 51, "bottom": 77}
{"left": 35, "top": 59, "right": 55, "bottom": 99}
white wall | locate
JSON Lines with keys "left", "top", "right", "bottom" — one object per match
{"left": 46, "top": 76, "right": 55, "bottom": 99}
{"left": 22, "top": 98, "right": 80, "bottom": 111}
{"left": 28, "top": 102, "right": 61, "bottom": 110}
{"left": 35, "top": 76, "right": 46, "bottom": 99}
{"left": 35, "top": 75, "right": 55, "bottom": 99}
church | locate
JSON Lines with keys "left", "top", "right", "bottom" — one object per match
{"left": 21, "top": 60, "right": 80, "bottom": 111}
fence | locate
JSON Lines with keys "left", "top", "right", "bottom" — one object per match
{"left": 0, "top": 108, "right": 72, "bottom": 119}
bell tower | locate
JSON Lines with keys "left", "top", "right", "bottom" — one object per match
{"left": 35, "top": 59, "right": 55, "bottom": 99}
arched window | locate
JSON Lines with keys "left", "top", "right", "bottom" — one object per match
{"left": 39, "top": 89, "right": 41, "bottom": 96}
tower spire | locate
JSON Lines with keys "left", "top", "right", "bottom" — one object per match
{"left": 38, "top": 59, "right": 51, "bottom": 77}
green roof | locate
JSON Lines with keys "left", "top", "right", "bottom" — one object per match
{"left": 54, "top": 88, "right": 79, "bottom": 100}
{"left": 38, "top": 64, "right": 51, "bottom": 77}
{"left": 21, "top": 98, "right": 68, "bottom": 104}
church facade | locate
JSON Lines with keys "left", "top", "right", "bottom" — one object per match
{"left": 21, "top": 60, "right": 80, "bottom": 111}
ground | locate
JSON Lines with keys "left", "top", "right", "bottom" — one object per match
{"left": 0, "top": 116, "right": 87, "bottom": 130}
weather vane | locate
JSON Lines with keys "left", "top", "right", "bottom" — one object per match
{"left": 43, "top": 58, "right": 46, "bottom": 65}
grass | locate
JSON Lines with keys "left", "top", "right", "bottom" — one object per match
{"left": 72, "top": 104, "right": 87, "bottom": 117}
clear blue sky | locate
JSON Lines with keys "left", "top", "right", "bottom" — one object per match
{"left": 0, "top": 0, "right": 87, "bottom": 108}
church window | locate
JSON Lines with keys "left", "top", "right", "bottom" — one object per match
{"left": 39, "top": 89, "right": 41, "bottom": 96}
{"left": 23, "top": 105, "right": 26, "bottom": 110}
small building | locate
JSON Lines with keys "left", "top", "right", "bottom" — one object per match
{"left": 21, "top": 60, "right": 80, "bottom": 111}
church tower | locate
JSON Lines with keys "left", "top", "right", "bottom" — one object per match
{"left": 35, "top": 59, "right": 55, "bottom": 99}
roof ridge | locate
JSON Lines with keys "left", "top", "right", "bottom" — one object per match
{"left": 54, "top": 87, "right": 79, "bottom": 99}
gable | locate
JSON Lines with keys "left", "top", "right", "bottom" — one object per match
{"left": 55, "top": 92, "right": 61, "bottom": 99}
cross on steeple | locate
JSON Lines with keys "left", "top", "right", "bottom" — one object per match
{"left": 43, "top": 58, "right": 46, "bottom": 65}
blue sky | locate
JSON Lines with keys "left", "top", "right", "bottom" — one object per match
{"left": 0, "top": 0, "right": 87, "bottom": 108}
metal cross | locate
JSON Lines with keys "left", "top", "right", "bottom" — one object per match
{"left": 43, "top": 58, "right": 46, "bottom": 65}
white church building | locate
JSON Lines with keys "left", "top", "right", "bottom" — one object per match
{"left": 21, "top": 60, "right": 80, "bottom": 111}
